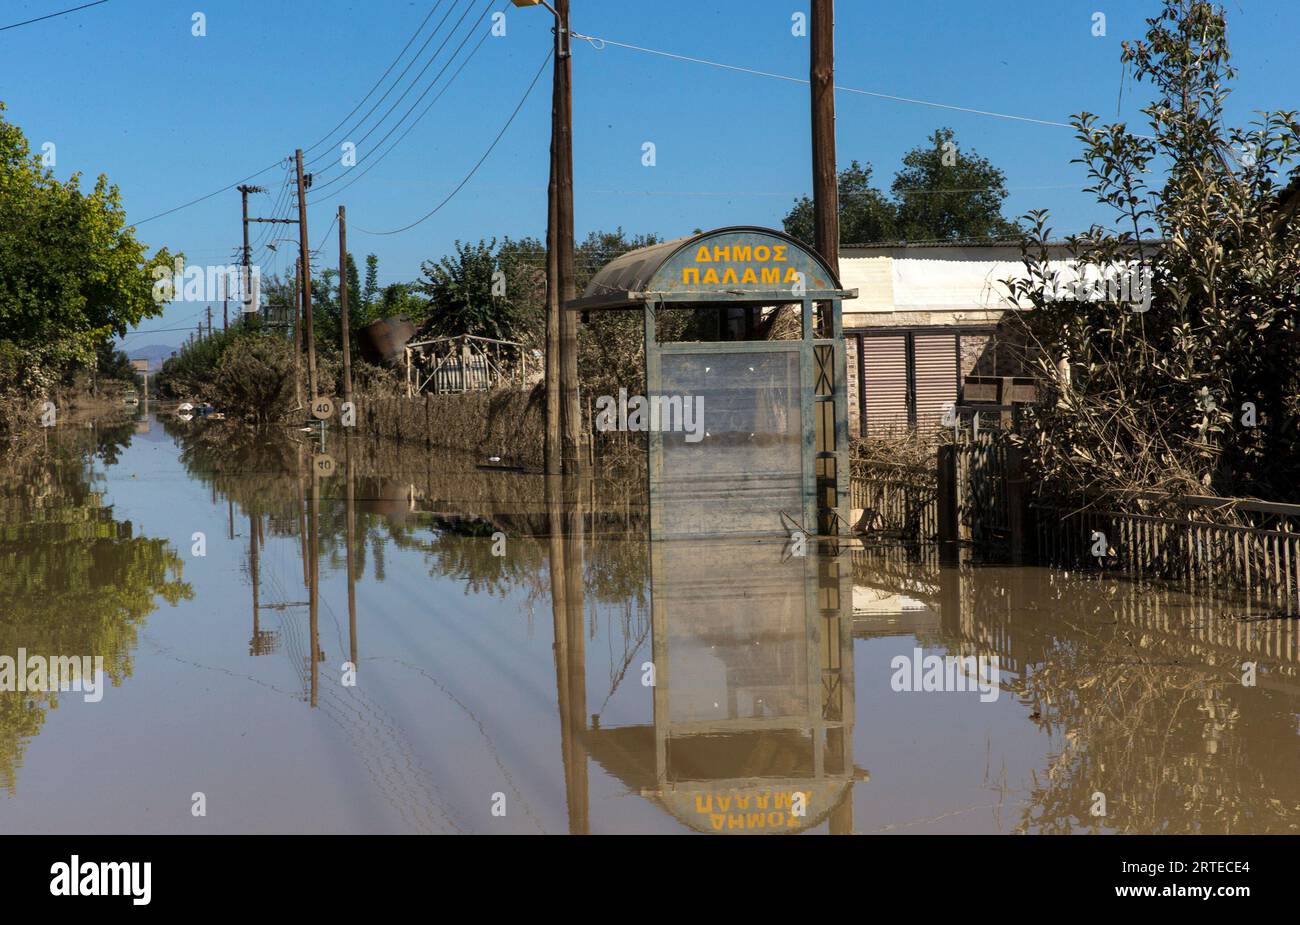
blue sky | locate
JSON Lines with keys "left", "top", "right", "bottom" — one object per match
{"left": 2, "top": 0, "right": 1297, "bottom": 350}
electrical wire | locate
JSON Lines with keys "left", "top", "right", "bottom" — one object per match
{"left": 353, "top": 48, "right": 551, "bottom": 237}
{"left": 310, "top": 0, "right": 495, "bottom": 189}
{"left": 305, "top": 0, "right": 470, "bottom": 176}
{"left": 301, "top": 0, "right": 450, "bottom": 157}
{"left": 0, "top": 0, "right": 109, "bottom": 32}
{"left": 570, "top": 31, "right": 1076, "bottom": 131}
{"left": 133, "top": 161, "right": 283, "bottom": 227}
{"left": 312, "top": 19, "right": 496, "bottom": 202}
{"left": 130, "top": 2, "right": 452, "bottom": 225}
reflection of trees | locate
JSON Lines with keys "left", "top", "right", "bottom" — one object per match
{"left": 955, "top": 572, "right": 1300, "bottom": 834}
{"left": 386, "top": 519, "right": 549, "bottom": 600}
{"left": 168, "top": 422, "right": 649, "bottom": 611}
{"left": 0, "top": 435, "right": 191, "bottom": 793}
{"left": 383, "top": 517, "right": 648, "bottom": 610}
{"left": 92, "top": 421, "right": 136, "bottom": 468}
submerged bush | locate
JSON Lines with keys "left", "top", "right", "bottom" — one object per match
{"left": 211, "top": 336, "right": 297, "bottom": 425}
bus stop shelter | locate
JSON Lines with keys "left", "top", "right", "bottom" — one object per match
{"left": 569, "top": 226, "right": 856, "bottom": 540}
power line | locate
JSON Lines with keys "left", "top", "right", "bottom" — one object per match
{"left": 0, "top": 0, "right": 109, "bottom": 32}
{"left": 120, "top": 324, "right": 212, "bottom": 337}
{"left": 301, "top": 1, "right": 449, "bottom": 158}
{"left": 305, "top": 0, "right": 464, "bottom": 175}
{"left": 249, "top": 165, "right": 296, "bottom": 257}
{"left": 129, "top": 3, "right": 453, "bottom": 226}
{"left": 353, "top": 48, "right": 551, "bottom": 237}
{"left": 133, "top": 160, "right": 283, "bottom": 227}
{"left": 313, "top": 17, "right": 496, "bottom": 202}
{"left": 570, "top": 31, "right": 1076, "bottom": 131}
{"left": 313, "top": 211, "right": 339, "bottom": 254}
{"left": 309, "top": 0, "right": 493, "bottom": 187}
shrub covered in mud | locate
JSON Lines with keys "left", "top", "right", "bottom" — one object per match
{"left": 211, "top": 336, "right": 298, "bottom": 425}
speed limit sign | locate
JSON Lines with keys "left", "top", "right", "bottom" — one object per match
{"left": 313, "top": 453, "right": 336, "bottom": 477}
{"left": 311, "top": 397, "right": 334, "bottom": 420}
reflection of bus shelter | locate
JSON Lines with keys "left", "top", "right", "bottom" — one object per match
{"left": 583, "top": 535, "right": 857, "bottom": 834}
{"left": 570, "top": 227, "right": 855, "bottom": 538}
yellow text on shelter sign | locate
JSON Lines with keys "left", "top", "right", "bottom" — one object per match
{"left": 681, "top": 241, "right": 804, "bottom": 287}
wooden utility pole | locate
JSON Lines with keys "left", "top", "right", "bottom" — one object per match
{"left": 344, "top": 440, "right": 357, "bottom": 669}
{"left": 544, "top": 149, "right": 561, "bottom": 473}
{"left": 248, "top": 512, "right": 260, "bottom": 652}
{"left": 551, "top": 0, "right": 580, "bottom": 472}
{"left": 307, "top": 458, "right": 320, "bottom": 709}
{"left": 292, "top": 257, "right": 304, "bottom": 409}
{"left": 206, "top": 305, "right": 213, "bottom": 339}
{"left": 222, "top": 273, "right": 228, "bottom": 331}
{"left": 295, "top": 149, "right": 318, "bottom": 399}
{"left": 338, "top": 205, "right": 353, "bottom": 407}
{"left": 237, "top": 184, "right": 265, "bottom": 321}
{"left": 811, "top": 0, "right": 840, "bottom": 337}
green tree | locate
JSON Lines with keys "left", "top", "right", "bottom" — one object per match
{"left": 417, "top": 238, "right": 527, "bottom": 341}
{"left": 362, "top": 254, "right": 380, "bottom": 309}
{"left": 783, "top": 136, "right": 1020, "bottom": 245}
{"left": 0, "top": 102, "right": 176, "bottom": 401}
{"left": 496, "top": 235, "right": 547, "bottom": 348}
{"left": 892, "top": 127, "right": 1021, "bottom": 241}
{"left": 344, "top": 253, "right": 362, "bottom": 322}
{"left": 574, "top": 229, "right": 666, "bottom": 400}
{"left": 1009, "top": 0, "right": 1300, "bottom": 499}
{"left": 94, "top": 341, "right": 137, "bottom": 383}
{"left": 784, "top": 160, "right": 896, "bottom": 245}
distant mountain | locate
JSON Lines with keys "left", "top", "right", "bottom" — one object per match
{"left": 127, "top": 344, "right": 179, "bottom": 373}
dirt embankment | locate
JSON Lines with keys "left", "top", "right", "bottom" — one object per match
{"left": 2, "top": 385, "right": 136, "bottom": 440}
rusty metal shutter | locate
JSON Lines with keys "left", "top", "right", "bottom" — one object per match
{"left": 862, "top": 334, "right": 908, "bottom": 436}
{"left": 914, "top": 333, "right": 958, "bottom": 428}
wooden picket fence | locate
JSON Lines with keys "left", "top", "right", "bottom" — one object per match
{"left": 1036, "top": 495, "right": 1300, "bottom": 616}
{"left": 849, "top": 458, "right": 937, "bottom": 542}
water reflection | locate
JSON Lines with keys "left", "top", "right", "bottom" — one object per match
{"left": 0, "top": 427, "right": 191, "bottom": 794}
{"left": 2, "top": 418, "right": 1298, "bottom": 833}
{"left": 586, "top": 535, "right": 861, "bottom": 833}
{"left": 852, "top": 545, "right": 1300, "bottom": 834}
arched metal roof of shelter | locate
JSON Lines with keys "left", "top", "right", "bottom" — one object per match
{"left": 567, "top": 225, "right": 856, "bottom": 312}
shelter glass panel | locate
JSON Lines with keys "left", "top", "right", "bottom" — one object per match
{"left": 653, "top": 351, "right": 803, "bottom": 537}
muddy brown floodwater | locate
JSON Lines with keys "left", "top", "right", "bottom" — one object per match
{"left": 0, "top": 413, "right": 1297, "bottom": 834}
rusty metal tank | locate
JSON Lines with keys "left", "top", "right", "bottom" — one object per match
{"left": 358, "top": 316, "right": 416, "bottom": 367}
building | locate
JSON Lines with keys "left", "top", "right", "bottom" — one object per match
{"left": 838, "top": 240, "right": 1078, "bottom": 436}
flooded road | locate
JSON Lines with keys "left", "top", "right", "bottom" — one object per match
{"left": 1, "top": 414, "right": 1298, "bottom": 834}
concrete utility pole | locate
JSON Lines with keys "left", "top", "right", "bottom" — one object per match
{"left": 811, "top": 0, "right": 840, "bottom": 337}
{"left": 295, "top": 149, "right": 318, "bottom": 399}
{"left": 338, "top": 205, "right": 353, "bottom": 408}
